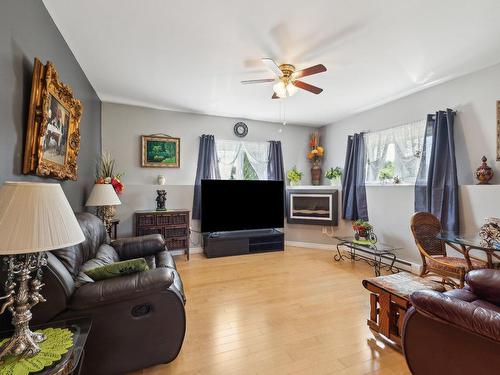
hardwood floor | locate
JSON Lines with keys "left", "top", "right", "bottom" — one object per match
{"left": 133, "top": 247, "right": 411, "bottom": 375}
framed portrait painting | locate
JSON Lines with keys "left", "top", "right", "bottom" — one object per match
{"left": 141, "top": 135, "right": 180, "bottom": 168}
{"left": 23, "top": 58, "right": 83, "bottom": 180}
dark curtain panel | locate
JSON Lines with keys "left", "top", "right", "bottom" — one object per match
{"left": 192, "top": 134, "right": 221, "bottom": 220}
{"left": 267, "top": 141, "right": 285, "bottom": 181}
{"left": 415, "top": 109, "right": 459, "bottom": 232}
{"left": 342, "top": 133, "right": 369, "bottom": 221}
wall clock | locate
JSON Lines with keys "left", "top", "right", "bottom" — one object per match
{"left": 234, "top": 122, "right": 248, "bottom": 137}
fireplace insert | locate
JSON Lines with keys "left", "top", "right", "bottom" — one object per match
{"left": 286, "top": 188, "right": 338, "bottom": 226}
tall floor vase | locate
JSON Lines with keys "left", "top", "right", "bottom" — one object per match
{"left": 311, "top": 163, "right": 322, "bottom": 185}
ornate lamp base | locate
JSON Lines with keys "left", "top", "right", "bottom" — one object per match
{"left": 0, "top": 253, "right": 47, "bottom": 361}
{"left": 97, "top": 205, "right": 116, "bottom": 235}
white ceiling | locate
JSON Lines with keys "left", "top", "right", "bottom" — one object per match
{"left": 43, "top": 0, "right": 500, "bottom": 126}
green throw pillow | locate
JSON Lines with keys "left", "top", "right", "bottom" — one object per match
{"left": 84, "top": 258, "right": 149, "bottom": 281}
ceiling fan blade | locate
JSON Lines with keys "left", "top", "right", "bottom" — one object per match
{"left": 261, "top": 58, "right": 283, "bottom": 77}
{"left": 293, "top": 80, "right": 323, "bottom": 94}
{"left": 272, "top": 93, "right": 279, "bottom": 99}
{"left": 293, "top": 64, "right": 327, "bottom": 79}
{"left": 241, "top": 78, "right": 275, "bottom": 85}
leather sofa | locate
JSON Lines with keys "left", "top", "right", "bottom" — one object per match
{"left": 21, "top": 212, "right": 186, "bottom": 375}
{"left": 402, "top": 269, "right": 500, "bottom": 375}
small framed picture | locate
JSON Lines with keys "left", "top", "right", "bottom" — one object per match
{"left": 141, "top": 135, "right": 180, "bottom": 168}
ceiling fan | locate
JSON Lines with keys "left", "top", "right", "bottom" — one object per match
{"left": 241, "top": 58, "right": 327, "bottom": 99}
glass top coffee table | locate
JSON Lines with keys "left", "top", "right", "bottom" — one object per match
{"left": 334, "top": 236, "right": 401, "bottom": 276}
{"left": 437, "top": 232, "right": 500, "bottom": 268}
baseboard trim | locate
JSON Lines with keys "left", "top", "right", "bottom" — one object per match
{"left": 285, "top": 240, "right": 422, "bottom": 273}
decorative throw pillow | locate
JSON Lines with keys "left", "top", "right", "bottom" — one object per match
{"left": 84, "top": 258, "right": 149, "bottom": 281}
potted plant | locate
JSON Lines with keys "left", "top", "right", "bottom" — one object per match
{"left": 307, "top": 132, "right": 324, "bottom": 185}
{"left": 96, "top": 152, "right": 125, "bottom": 194}
{"left": 325, "top": 167, "right": 342, "bottom": 186}
{"left": 378, "top": 161, "right": 395, "bottom": 184}
{"left": 352, "top": 220, "right": 377, "bottom": 243}
{"left": 287, "top": 166, "right": 303, "bottom": 186}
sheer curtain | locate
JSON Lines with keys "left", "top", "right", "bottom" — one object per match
{"left": 364, "top": 120, "right": 426, "bottom": 183}
{"left": 216, "top": 140, "right": 243, "bottom": 179}
{"left": 216, "top": 139, "right": 269, "bottom": 180}
{"left": 365, "top": 130, "right": 390, "bottom": 182}
{"left": 393, "top": 120, "right": 426, "bottom": 182}
{"left": 242, "top": 142, "right": 269, "bottom": 180}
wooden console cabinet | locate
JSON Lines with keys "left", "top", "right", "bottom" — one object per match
{"left": 135, "top": 209, "right": 190, "bottom": 260}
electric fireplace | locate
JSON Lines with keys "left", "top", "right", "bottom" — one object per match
{"left": 286, "top": 188, "right": 338, "bottom": 226}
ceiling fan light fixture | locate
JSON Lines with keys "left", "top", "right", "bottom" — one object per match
{"left": 273, "top": 79, "right": 298, "bottom": 98}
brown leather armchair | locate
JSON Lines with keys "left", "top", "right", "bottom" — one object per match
{"left": 1, "top": 213, "right": 186, "bottom": 375}
{"left": 402, "top": 269, "right": 500, "bottom": 375}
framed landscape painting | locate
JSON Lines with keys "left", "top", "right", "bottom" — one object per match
{"left": 141, "top": 135, "right": 180, "bottom": 168}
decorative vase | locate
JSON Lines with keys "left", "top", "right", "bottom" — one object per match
{"left": 157, "top": 175, "right": 166, "bottom": 185}
{"left": 479, "top": 217, "right": 500, "bottom": 247}
{"left": 289, "top": 180, "right": 299, "bottom": 186}
{"left": 311, "top": 163, "right": 322, "bottom": 186}
{"left": 475, "top": 156, "right": 493, "bottom": 184}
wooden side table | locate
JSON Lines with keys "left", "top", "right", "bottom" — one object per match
{"left": 362, "top": 272, "right": 445, "bottom": 347}
{"left": 107, "top": 219, "right": 119, "bottom": 240}
{"left": 135, "top": 209, "right": 190, "bottom": 260}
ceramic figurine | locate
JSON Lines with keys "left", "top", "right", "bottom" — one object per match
{"left": 475, "top": 156, "right": 493, "bottom": 184}
{"left": 156, "top": 190, "right": 167, "bottom": 211}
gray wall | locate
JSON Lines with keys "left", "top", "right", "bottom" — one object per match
{"left": 319, "top": 62, "right": 500, "bottom": 264}
{"left": 102, "top": 102, "right": 319, "bottom": 242}
{"left": 0, "top": 0, "right": 101, "bottom": 211}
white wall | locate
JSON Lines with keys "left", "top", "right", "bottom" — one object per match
{"left": 101, "top": 103, "right": 320, "bottom": 242}
{"left": 320, "top": 62, "right": 500, "bottom": 264}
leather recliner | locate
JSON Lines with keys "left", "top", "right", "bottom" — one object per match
{"left": 402, "top": 269, "right": 500, "bottom": 375}
{"left": 24, "top": 212, "right": 186, "bottom": 375}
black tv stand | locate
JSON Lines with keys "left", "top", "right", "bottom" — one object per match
{"left": 203, "top": 229, "right": 284, "bottom": 258}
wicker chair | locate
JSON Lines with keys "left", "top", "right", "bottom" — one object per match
{"left": 410, "top": 212, "right": 486, "bottom": 288}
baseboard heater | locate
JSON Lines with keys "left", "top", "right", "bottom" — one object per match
{"left": 202, "top": 229, "right": 284, "bottom": 258}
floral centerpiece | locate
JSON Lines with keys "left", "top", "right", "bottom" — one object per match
{"left": 325, "top": 167, "right": 342, "bottom": 185}
{"left": 287, "top": 166, "right": 303, "bottom": 186}
{"left": 96, "top": 152, "right": 124, "bottom": 194}
{"left": 352, "top": 219, "right": 377, "bottom": 243}
{"left": 307, "top": 131, "right": 324, "bottom": 185}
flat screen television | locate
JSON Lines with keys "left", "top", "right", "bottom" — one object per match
{"left": 201, "top": 179, "right": 284, "bottom": 233}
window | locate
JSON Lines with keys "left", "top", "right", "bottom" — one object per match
{"left": 364, "top": 120, "right": 427, "bottom": 184}
{"left": 216, "top": 140, "right": 269, "bottom": 180}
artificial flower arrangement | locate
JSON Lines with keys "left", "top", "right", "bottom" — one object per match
{"left": 325, "top": 167, "right": 342, "bottom": 184}
{"left": 96, "top": 152, "right": 124, "bottom": 194}
{"left": 307, "top": 131, "right": 324, "bottom": 164}
{"left": 352, "top": 219, "right": 377, "bottom": 243}
{"left": 287, "top": 166, "right": 303, "bottom": 186}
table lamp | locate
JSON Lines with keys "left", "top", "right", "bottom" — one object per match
{"left": 0, "top": 182, "right": 84, "bottom": 360}
{"left": 85, "top": 183, "right": 121, "bottom": 234}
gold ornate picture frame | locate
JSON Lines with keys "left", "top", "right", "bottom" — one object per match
{"left": 497, "top": 100, "right": 500, "bottom": 161}
{"left": 141, "top": 135, "right": 180, "bottom": 168}
{"left": 23, "top": 58, "right": 83, "bottom": 180}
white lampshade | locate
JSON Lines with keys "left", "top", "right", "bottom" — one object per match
{"left": 0, "top": 182, "right": 85, "bottom": 254}
{"left": 85, "top": 183, "right": 121, "bottom": 207}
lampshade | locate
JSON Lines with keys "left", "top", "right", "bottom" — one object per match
{"left": 0, "top": 182, "right": 85, "bottom": 254}
{"left": 85, "top": 183, "right": 121, "bottom": 207}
